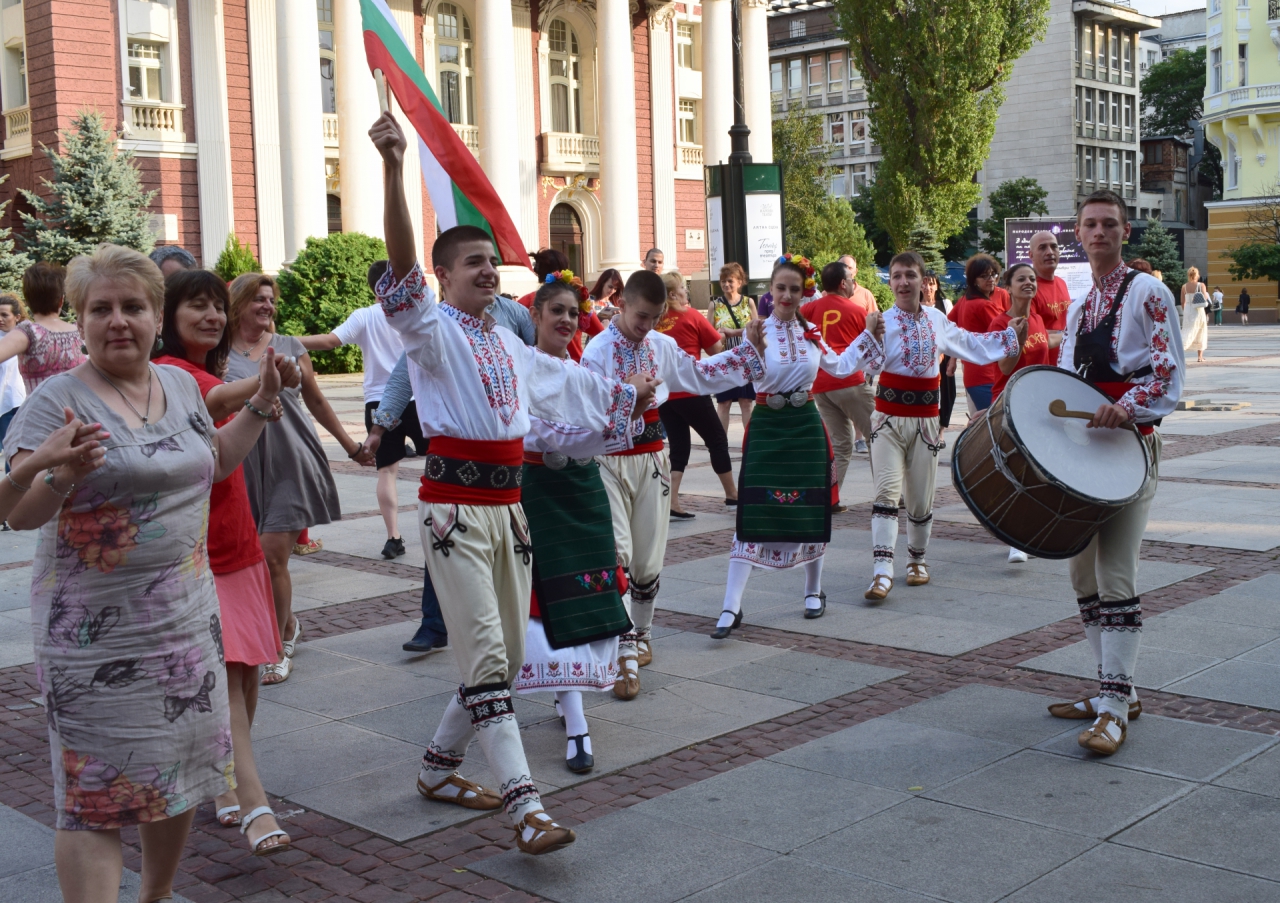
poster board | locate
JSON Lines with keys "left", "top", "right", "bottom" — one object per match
{"left": 1004, "top": 218, "right": 1092, "bottom": 298}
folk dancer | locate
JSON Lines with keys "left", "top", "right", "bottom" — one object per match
{"left": 1047, "top": 190, "right": 1183, "bottom": 755}
{"left": 369, "top": 112, "right": 658, "bottom": 854}
{"left": 861, "top": 252, "right": 1024, "bottom": 602}
{"left": 712, "top": 255, "right": 884, "bottom": 638}
{"left": 581, "top": 270, "right": 766, "bottom": 697}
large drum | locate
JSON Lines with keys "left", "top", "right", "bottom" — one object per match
{"left": 951, "top": 366, "right": 1150, "bottom": 559}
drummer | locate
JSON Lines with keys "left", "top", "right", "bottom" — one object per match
{"left": 1047, "top": 189, "right": 1183, "bottom": 756}
{"left": 992, "top": 263, "right": 1062, "bottom": 564}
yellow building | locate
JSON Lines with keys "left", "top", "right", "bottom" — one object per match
{"left": 1201, "top": 0, "right": 1280, "bottom": 314}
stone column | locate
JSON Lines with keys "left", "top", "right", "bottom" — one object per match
{"left": 334, "top": 0, "right": 384, "bottom": 237}
{"left": 741, "top": 0, "right": 772, "bottom": 162}
{"left": 246, "top": 0, "right": 285, "bottom": 271}
{"left": 475, "top": 0, "right": 521, "bottom": 209}
{"left": 276, "top": 0, "right": 329, "bottom": 259}
{"left": 650, "top": 6, "right": 678, "bottom": 269}
{"left": 597, "top": 0, "right": 641, "bottom": 272}
{"left": 701, "top": 0, "right": 731, "bottom": 165}
{"left": 187, "top": 0, "right": 236, "bottom": 263}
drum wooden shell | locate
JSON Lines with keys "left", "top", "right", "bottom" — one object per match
{"left": 950, "top": 367, "right": 1149, "bottom": 559}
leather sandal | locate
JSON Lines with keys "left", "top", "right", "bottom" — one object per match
{"left": 416, "top": 772, "right": 503, "bottom": 810}
{"left": 1078, "top": 712, "right": 1127, "bottom": 755}
{"left": 260, "top": 656, "right": 292, "bottom": 685}
{"left": 1048, "top": 698, "right": 1143, "bottom": 721}
{"left": 241, "top": 805, "right": 291, "bottom": 856}
{"left": 803, "top": 592, "right": 826, "bottom": 620}
{"left": 613, "top": 653, "right": 641, "bottom": 699}
{"left": 636, "top": 637, "right": 653, "bottom": 667}
{"left": 864, "top": 575, "right": 893, "bottom": 601}
{"left": 711, "top": 609, "right": 744, "bottom": 640}
{"left": 515, "top": 810, "right": 577, "bottom": 855}
{"left": 906, "top": 562, "right": 930, "bottom": 586}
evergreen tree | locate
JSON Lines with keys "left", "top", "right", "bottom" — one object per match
{"left": 978, "top": 178, "right": 1049, "bottom": 255}
{"left": 214, "top": 234, "right": 262, "bottom": 282}
{"left": 1134, "top": 219, "right": 1184, "bottom": 296}
{"left": 906, "top": 218, "right": 947, "bottom": 277}
{"left": 20, "top": 111, "right": 156, "bottom": 264}
{"left": 0, "top": 176, "right": 31, "bottom": 293}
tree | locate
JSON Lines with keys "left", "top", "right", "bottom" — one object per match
{"left": 905, "top": 218, "right": 947, "bottom": 276}
{"left": 978, "top": 177, "right": 1049, "bottom": 255}
{"left": 1140, "top": 47, "right": 1222, "bottom": 198}
{"left": 20, "top": 111, "right": 155, "bottom": 264}
{"left": 275, "top": 232, "right": 386, "bottom": 374}
{"left": 0, "top": 176, "right": 31, "bottom": 293}
{"left": 214, "top": 234, "right": 262, "bottom": 282}
{"left": 850, "top": 192, "right": 893, "bottom": 266}
{"left": 832, "top": 0, "right": 1049, "bottom": 248}
{"left": 1223, "top": 187, "right": 1280, "bottom": 298}
{"left": 1134, "top": 219, "right": 1184, "bottom": 297}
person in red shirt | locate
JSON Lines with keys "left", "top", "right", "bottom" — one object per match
{"left": 1028, "top": 230, "right": 1072, "bottom": 333}
{"left": 948, "top": 253, "right": 1008, "bottom": 416}
{"left": 153, "top": 269, "right": 301, "bottom": 855}
{"left": 517, "top": 249, "right": 602, "bottom": 360}
{"left": 656, "top": 270, "right": 739, "bottom": 517}
{"left": 801, "top": 261, "right": 871, "bottom": 510}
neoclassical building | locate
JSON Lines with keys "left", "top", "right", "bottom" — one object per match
{"left": 0, "top": 0, "right": 775, "bottom": 286}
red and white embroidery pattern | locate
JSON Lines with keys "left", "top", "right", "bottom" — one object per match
{"left": 441, "top": 303, "right": 521, "bottom": 426}
{"left": 729, "top": 539, "right": 825, "bottom": 568}
{"left": 890, "top": 307, "right": 937, "bottom": 376}
{"left": 374, "top": 264, "right": 426, "bottom": 315}
{"left": 694, "top": 343, "right": 765, "bottom": 383}
{"left": 767, "top": 316, "right": 811, "bottom": 365}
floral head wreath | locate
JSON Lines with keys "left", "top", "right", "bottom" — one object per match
{"left": 776, "top": 253, "right": 818, "bottom": 297}
{"left": 545, "top": 269, "right": 592, "bottom": 312}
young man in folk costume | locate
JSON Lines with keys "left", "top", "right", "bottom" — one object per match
{"left": 368, "top": 112, "right": 659, "bottom": 854}
{"left": 1048, "top": 190, "right": 1183, "bottom": 755}
{"left": 581, "top": 269, "right": 767, "bottom": 698}
{"left": 859, "top": 252, "right": 1025, "bottom": 602}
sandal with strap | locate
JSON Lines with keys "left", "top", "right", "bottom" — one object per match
{"left": 636, "top": 636, "right": 653, "bottom": 667}
{"left": 416, "top": 772, "right": 503, "bottom": 810}
{"left": 240, "top": 805, "right": 291, "bottom": 856}
{"left": 260, "top": 655, "right": 293, "bottom": 685}
{"left": 864, "top": 575, "right": 893, "bottom": 602}
{"left": 293, "top": 538, "right": 323, "bottom": 555}
{"left": 1048, "top": 697, "right": 1142, "bottom": 721}
{"left": 906, "top": 562, "right": 930, "bottom": 586}
{"left": 515, "top": 810, "right": 577, "bottom": 855}
{"left": 711, "top": 609, "right": 743, "bottom": 640}
{"left": 1078, "top": 712, "right": 1127, "bottom": 756}
{"left": 613, "top": 653, "right": 641, "bottom": 699}
{"left": 215, "top": 803, "right": 241, "bottom": 827}
{"left": 282, "top": 618, "right": 302, "bottom": 658}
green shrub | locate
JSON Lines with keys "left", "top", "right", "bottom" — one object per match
{"left": 275, "top": 232, "right": 386, "bottom": 374}
{"left": 214, "top": 234, "right": 261, "bottom": 282}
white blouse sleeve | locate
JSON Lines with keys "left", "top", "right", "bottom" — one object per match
{"left": 935, "top": 313, "right": 1018, "bottom": 365}
{"left": 658, "top": 339, "right": 765, "bottom": 396}
{"left": 816, "top": 333, "right": 880, "bottom": 379}
{"left": 527, "top": 415, "right": 634, "bottom": 458}
{"left": 373, "top": 263, "right": 446, "bottom": 373}
{"left": 518, "top": 343, "right": 636, "bottom": 443}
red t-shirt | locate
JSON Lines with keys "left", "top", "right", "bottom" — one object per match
{"left": 947, "top": 288, "right": 1008, "bottom": 387}
{"left": 800, "top": 295, "right": 867, "bottom": 392}
{"left": 1031, "top": 276, "right": 1072, "bottom": 332}
{"left": 988, "top": 311, "right": 1050, "bottom": 401}
{"left": 155, "top": 355, "right": 265, "bottom": 575}
{"left": 516, "top": 291, "right": 535, "bottom": 309}
{"left": 657, "top": 306, "right": 722, "bottom": 399}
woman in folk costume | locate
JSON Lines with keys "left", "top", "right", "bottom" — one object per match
{"left": 712, "top": 255, "right": 885, "bottom": 639}
{"left": 514, "top": 273, "right": 637, "bottom": 774}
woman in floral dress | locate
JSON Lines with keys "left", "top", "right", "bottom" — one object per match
{"left": 4, "top": 245, "right": 283, "bottom": 903}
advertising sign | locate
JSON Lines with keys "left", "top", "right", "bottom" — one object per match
{"left": 1004, "top": 218, "right": 1092, "bottom": 298}
{"left": 743, "top": 193, "right": 783, "bottom": 280}
{"left": 705, "top": 196, "right": 724, "bottom": 276}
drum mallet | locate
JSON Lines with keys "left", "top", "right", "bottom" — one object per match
{"left": 1049, "top": 399, "right": 1138, "bottom": 433}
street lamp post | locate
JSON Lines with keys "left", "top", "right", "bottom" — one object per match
{"left": 728, "top": 0, "right": 752, "bottom": 164}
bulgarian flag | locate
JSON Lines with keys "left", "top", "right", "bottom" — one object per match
{"left": 361, "top": 0, "right": 528, "bottom": 266}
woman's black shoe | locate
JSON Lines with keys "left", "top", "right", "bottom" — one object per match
{"left": 566, "top": 734, "right": 594, "bottom": 773}
{"left": 803, "top": 591, "right": 827, "bottom": 619}
{"left": 670, "top": 509, "right": 696, "bottom": 520}
{"left": 711, "top": 609, "right": 744, "bottom": 639}
{"left": 724, "top": 498, "right": 739, "bottom": 507}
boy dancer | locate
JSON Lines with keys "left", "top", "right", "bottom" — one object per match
{"left": 1048, "top": 190, "right": 1183, "bottom": 755}
{"left": 581, "top": 270, "right": 765, "bottom": 697}
{"left": 369, "top": 112, "right": 658, "bottom": 853}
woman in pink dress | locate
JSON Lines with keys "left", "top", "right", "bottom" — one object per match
{"left": 0, "top": 263, "right": 86, "bottom": 392}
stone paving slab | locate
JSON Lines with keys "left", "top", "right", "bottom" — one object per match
{"left": 1159, "top": 411, "right": 1280, "bottom": 435}
{"left": 0, "top": 529, "right": 36, "bottom": 565}
{"left": 310, "top": 509, "right": 429, "bottom": 565}
{"left": 1157, "top": 444, "right": 1280, "bottom": 483}
{"left": 1140, "top": 482, "right": 1280, "bottom": 550}
{"left": 0, "top": 612, "right": 32, "bottom": 670}
{"left": 1163, "top": 659, "right": 1280, "bottom": 711}
{"left": 585, "top": 677, "right": 806, "bottom": 742}
{"left": 683, "top": 858, "right": 937, "bottom": 903}
{"left": 252, "top": 720, "right": 422, "bottom": 796}
{"left": 1019, "top": 639, "right": 1222, "bottom": 690}
{"left": 886, "top": 683, "right": 1081, "bottom": 748}
{"left": 697, "top": 651, "right": 906, "bottom": 704}
{"left": 1214, "top": 742, "right": 1280, "bottom": 799}
{"left": 287, "top": 558, "right": 422, "bottom": 611}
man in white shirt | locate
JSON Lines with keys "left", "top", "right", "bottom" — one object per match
{"left": 299, "top": 267, "right": 426, "bottom": 560}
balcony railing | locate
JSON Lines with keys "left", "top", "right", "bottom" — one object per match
{"left": 125, "top": 101, "right": 185, "bottom": 143}
{"left": 1269, "top": 0, "right": 1279, "bottom": 19}
{"left": 3, "top": 105, "right": 30, "bottom": 157}
{"left": 677, "top": 143, "right": 703, "bottom": 171}
{"left": 539, "top": 131, "right": 599, "bottom": 174}
{"left": 452, "top": 123, "right": 479, "bottom": 155}
{"left": 323, "top": 113, "right": 339, "bottom": 148}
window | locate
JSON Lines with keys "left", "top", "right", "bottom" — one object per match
{"left": 789, "top": 18, "right": 805, "bottom": 39}
{"left": 1211, "top": 48, "right": 1222, "bottom": 93}
{"left": 1210, "top": 0, "right": 1221, "bottom": 13}
{"left": 1111, "top": 150, "right": 1121, "bottom": 184}
{"left": 678, "top": 99, "right": 696, "bottom": 144}
{"left": 770, "top": 61, "right": 783, "bottom": 102}
{"left": 1239, "top": 43, "right": 1248, "bottom": 87}
{"left": 1110, "top": 31, "right": 1120, "bottom": 73}
{"left": 1097, "top": 149, "right": 1108, "bottom": 183}
{"left": 547, "top": 19, "right": 582, "bottom": 133}
{"left": 127, "top": 41, "right": 164, "bottom": 101}
{"left": 1111, "top": 93, "right": 1120, "bottom": 131}
{"left": 808, "top": 55, "right": 823, "bottom": 96}
{"left": 1085, "top": 147, "right": 1095, "bottom": 182}
{"left": 1074, "top": 87, "right": 1081, "bottom": 125}
{"left": 1123, "top": 33, "right": 1132, "bottom": 76}
{"left": 1228, "top": 138, "right": 1239, "bottom": 188}
{"left": 5, "top": 46, "right": 25, "bottom": 107}
{"left": 318, "top": 0, "right": 335, "bottom": 112}
{"left": 1098, "top": 91, "right": 1107, "bottom": 127}
{"left": 828, "top": 112, "right": 844, "bottom": 145}
{"left": 1084, "top": 89, "right": 1094, "bottom": 124}
{"left": 1081, "top": 23, "right": 1093, "bottom": 72}
{"left": 827, "top": 50, "right": 844, "bottom": 94}
{"left": 1124, "top": 95, "right": 1134, "bottom": 129}
{"left": 436, "top": 3, "right": 474, "bottom": 126}
{"left": 676, "top": 23, "right": 694, "bottom": 69}
{"left": 830, "top": 167, "right": 846, "bottom": 197}
{"left": 851, "top": 162, "right": 869, "bottom": 195}
{"left": 787, "top": 58, "right": 802, "bottom": 98}
{"left": 849, "top": 113, "right": 867, "bottom": 152}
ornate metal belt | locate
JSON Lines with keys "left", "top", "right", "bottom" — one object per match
{"left": 424, "top": 454, "right": 524, "bottom": 490}
{"left": 875, "top": 383, "right": 938, "bottom": 407}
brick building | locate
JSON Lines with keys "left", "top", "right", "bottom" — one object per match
{"left": 0, "top": 0, "right": 777, "bottom": 287}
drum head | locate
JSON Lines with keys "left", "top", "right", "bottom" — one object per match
{"left": 1003, "top": 366, "right": 1148, "bottom": 504}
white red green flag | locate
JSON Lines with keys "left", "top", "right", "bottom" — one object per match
{"left": 361, "top": 0, "right": 527, "bottom": 265}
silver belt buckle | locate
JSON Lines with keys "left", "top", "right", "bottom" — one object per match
{"left": 788, "top": 390, "right": 809, "bottom": 408}
{"left": 571, "top": 456, "right": 592, "bottom": 467}
{"left": 766, "top": 394, "right": 786, "bottom": 410}
{"left": 544, "top": 452, "right": 568, "bottom": 470}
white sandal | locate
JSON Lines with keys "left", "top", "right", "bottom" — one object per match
{"left": 215, "top": 804, "right": 241, "bottom": 826}
{"left": 261, "top": 656, "right": 293, "bottom": 685}
{"left": 241, "top": 805, "right": 291, "bottom": 856}
{"left": 282, "top": 618, "right": 302, "bottom": 658}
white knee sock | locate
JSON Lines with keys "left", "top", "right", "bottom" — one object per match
{"left": 555, "top": 690, "right": 589, "bottom": 737}
{"left": 719, "top": 560, "right": 753, "bottom": 628}
{"left": 1097, "top": 597, "right": 1142, "bottom": 723}
{"left": 804, "top": 557, "right": 824, "bottom": 609}
{"left": 871, "top": 504, "right": 898, "bottom": 577}
{"left": 420, "top": 688, "right": 474, "bottom": 789}
{"left": 463, "top": 683, "right": 541, "bottom": 825}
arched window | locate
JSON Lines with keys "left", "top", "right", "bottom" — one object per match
{"left": 549, "top": 203, "right": 583, "bottom": 274}
{"left": 437, "top": 2, "right": 474, "bottom": 125}
{"left": 548, "top": 19, "right": 581, "bottom": 134}
{"left": 318, "top": 0, "right": 335, "bottom": 114}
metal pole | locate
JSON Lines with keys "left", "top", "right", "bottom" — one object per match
{"left": 728, "top": 0, "right": 752, "bottom": 163}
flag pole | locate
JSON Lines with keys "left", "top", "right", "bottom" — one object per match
{"left": 374, "top": 69, "right": 389, "bottom": 114}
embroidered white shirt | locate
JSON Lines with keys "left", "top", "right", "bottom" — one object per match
{"left": 525, "top": 353, "right": 642, "bottom": 458}
{"left": 579, "top": 320, "right": 765, "bottom": 409}
{"left": 752, "top": 315, "right": 877, "bottom": 394}
{"left": 374, "top": 264, "right": 635, "bottom": 442}
{"left": 852, "top": 305, "right": 1018, "bottom": 379}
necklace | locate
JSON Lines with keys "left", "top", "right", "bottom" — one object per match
{"left": 235, "top": 332, "right": 267, "bottom": 358}
{"left": 92, "top": 362, "right": 154, "bottom": 426}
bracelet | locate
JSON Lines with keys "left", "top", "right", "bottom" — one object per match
{"left": 43, "top": 471, "right": 76, "bottom": 499}
{"left": 348, "top": 442, "right": 364, "bottom": 460}
{"left": 243, "top": 397, "right": 272, "bottom": 419}
{"left": 5, "top": 472, "right": 30, "bottom": 492}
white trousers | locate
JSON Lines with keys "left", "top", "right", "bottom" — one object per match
{"left": 869, "top": 413, "right": 941, "bottom": 578}
{"left": 598, "top": 451, "right": 670, "bottom": 651}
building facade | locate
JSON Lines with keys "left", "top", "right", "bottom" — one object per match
{"left": 1141, "top": 7, "right": 1207, "bottom": 64}
{"left": 1200, "top": 0, "right": 1279, "bottom": 311}
{"left": 0, "top": 0, "right": 778, "bottom": 286}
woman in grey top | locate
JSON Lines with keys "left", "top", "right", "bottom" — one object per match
{"left": 226, "top": 274, "right": 366, "bottom": 684}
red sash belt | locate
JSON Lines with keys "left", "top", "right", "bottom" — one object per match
{"left": 1093, "top": 382, "right": 1156, "bottom": 436}
{"left": 419, "top": 436, "right": 524, "bottom": 505}
{"left": 612, "top": 409, "right": 664, "bottom": 456}
{"left": 874, "top": 372, "right": 941, "bottom": 417}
